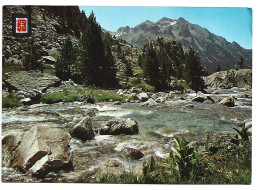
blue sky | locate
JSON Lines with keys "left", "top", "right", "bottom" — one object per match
{"left": 79, "top": 6, "right": 252, "bottom": 49}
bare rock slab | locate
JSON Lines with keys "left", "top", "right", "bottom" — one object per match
{"left": 11, "top": 126, "right": 71, "bottom": 176}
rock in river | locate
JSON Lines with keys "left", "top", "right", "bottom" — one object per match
{"left": 11, "top": 126, "right": 71, "bottom": 177}
{"left": 100, "top": 118, "right": 139, "bottom": 135}
{"left": 72, "top": 117, "right": 95, "bottom": 141}
{"left": 219, "top": 96, "right": 235, "bottom": 107}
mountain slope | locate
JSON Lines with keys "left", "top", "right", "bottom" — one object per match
{"left": 112, "top": 17, "right": 252, "bottom": 73}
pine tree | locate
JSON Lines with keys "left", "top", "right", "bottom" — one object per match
{"left": 237, "top": 56, "right": 244, "bottom": 69}
{"left": 143, "top": 45, "right": 162, "bottom": 91}
{"left": 215, "top": 64, "right": 221, "bottom": 72}
{"left": 183, "top": 48, "right": 205, "bottom": 92}
{"left": 55, "top": 37, "right": 74, "bottom": 80}
{"left": 101, "top": 32, "right": 118, "bottom": 87}
{"left": 122, "top": 52, "right": 133, "bottom": 78}
{"left": 23, "top": 37, "right": 43, "bottom": 72}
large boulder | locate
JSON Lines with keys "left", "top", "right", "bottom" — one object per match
{"left": 137, "top": 92, "right": 149, "bottom": 102}
{"left": 100, "top": 118, "right": 139, "bottom": 135}
{"left": 141, "top": 98, "right": 158, "bottom": 107}
{"left": 96, "top": 160, "right": 126, "bottom": 180}
{"left": 72, "top": 117, "right": 95, "bottom": 141}
{"left": 219, "top": 96, "right": 235, "bottom": 107}
{"left": 11, "top": 126, "right": 71, "bottom": 176}
{"left": 2, "top": 131, "right": 24, "bottom": 167}
{"left": 192, "top": 91, "right": 214, "bottom": 103}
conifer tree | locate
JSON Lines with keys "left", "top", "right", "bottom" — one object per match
{"left": 23, "top": 37, "right": 43, "bottom": 72}
{"left": 237, "top": 56, "right": 244, "bottom": 69}
{"left": 143, "top": 45, "right": 162, "bottom": 91}
{"left": 183, "top": 48, "right": 205, "bottom": 92}
{"left": 55, "top": 37, "right": 74, "bottom": 80}
{"left": 122, "top": 52, "right": 133, "bottom": 78}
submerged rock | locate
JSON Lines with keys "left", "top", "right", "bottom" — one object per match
{"left": 72, "top": 117, "right": 95, "bottom": 141}
{"left": 11, "top": 126, "right": 71, "bottom": 177}
{"left": 122, "top": 147, "right": 144, "bottom": 160}
{"left": 100, "top": 118, "right": 139, "bottom": 135}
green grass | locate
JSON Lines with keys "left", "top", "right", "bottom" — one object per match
{"left": 43, "top": 69, "right": 56, "bottom": 75}
{"left": 3, "top": 63, "right": 23, "bottom": 73}
{"left": 2, "top": 96, "right": 23, "bottom": 108}
{"left": 86, "top": 89, "right": 124, "bottom": 102}
{"left": 41, "top": 87, "right": 125, "bottom": 104}
{"left": 40, "top": 87, "right": 82, "bottom": 104}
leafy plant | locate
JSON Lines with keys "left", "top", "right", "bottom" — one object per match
{"left": 169, "top": 135, "right": 198, "bottom": 179}
{"left": 232, "top": 123, "right": 251, "bottom": 142}
{"left": 84, "top": 91, "right": 95, "bottom": 104}
{"left": 143, "top": 156, "right": 156, "bottom": 182}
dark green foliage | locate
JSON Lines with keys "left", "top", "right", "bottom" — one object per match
{"left": 84, "top": 91, "right": 95, "bottom": 104}
{"left": 122, "top": 53, "right": 133, "bottom": 78}
{"left": 78, "top": 12, "right": 118, "bottom": 88}
{"left": 169, "top": 135, "right": 198, "bottom": 180}
{"left": 183, "top": 48, "right": 206, "bottom": 92}
{"left": 215, "top": 64, "right": 221, "bottom": 72}
{"left": 23, "top": 37, "right": 43, "bottom": 72}
{"left": 237, "top": 56, "right": 244, "bottom": 69}
{"left": 55, "top": 37, "right": 74, "bottom": 80}
{"left": 143, "top": 44, "right": 162, "bottom": 91}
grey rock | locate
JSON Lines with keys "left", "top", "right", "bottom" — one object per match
{"left": 137, "top": 92, "right": 149, "bottom": 102}
{"left": 100, "top": 118, "right": 139, "bottom": 135}
{"left": 11, "top": 126, "right": 71, "bottom": 176}
{"left": 121, "top": 147, "right": 144, "bottom": 160}
{"left": 72, "top": 117, "right": 95, "bottom": 141}
{"left": 142, "top": 98, "right": 157, "bottom": 106}
{"left": 219, "top": 96, "right": 235, "bottom": 107}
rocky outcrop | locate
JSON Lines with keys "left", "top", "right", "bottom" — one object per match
{"left": 11, "top": 126, "right": 71, "bottom": 176}
{"left": 72, "top": 117, "right": 95, "bottom": 141}
{"left": 100, "top": 118, "right": 139, "bottom": 135}
{"left": 96, "top": 160, "right": 126, "bottom": 180}
{"left": 204, "top": 69, "right": 252, "bottom": 89}
{"left": 219, "top": 96, "right": 235, "bottom": 107}
{"left": 3, "top": 71, "right": 61, "bottom": 101}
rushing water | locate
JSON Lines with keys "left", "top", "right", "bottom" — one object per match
{"left": 1, "top": 88, "right": 252, "bottom": 182}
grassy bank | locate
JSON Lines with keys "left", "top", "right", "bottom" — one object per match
{"left": 40, "top": 87, "right": 125, "bottom": 104}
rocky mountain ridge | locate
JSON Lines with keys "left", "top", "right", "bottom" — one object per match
{"left": 112, "top": 17, "right": 252, "bottom": 73}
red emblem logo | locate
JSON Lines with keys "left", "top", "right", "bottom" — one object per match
{"left": 16, "top": 18, "right": 28, "bottom": 33}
